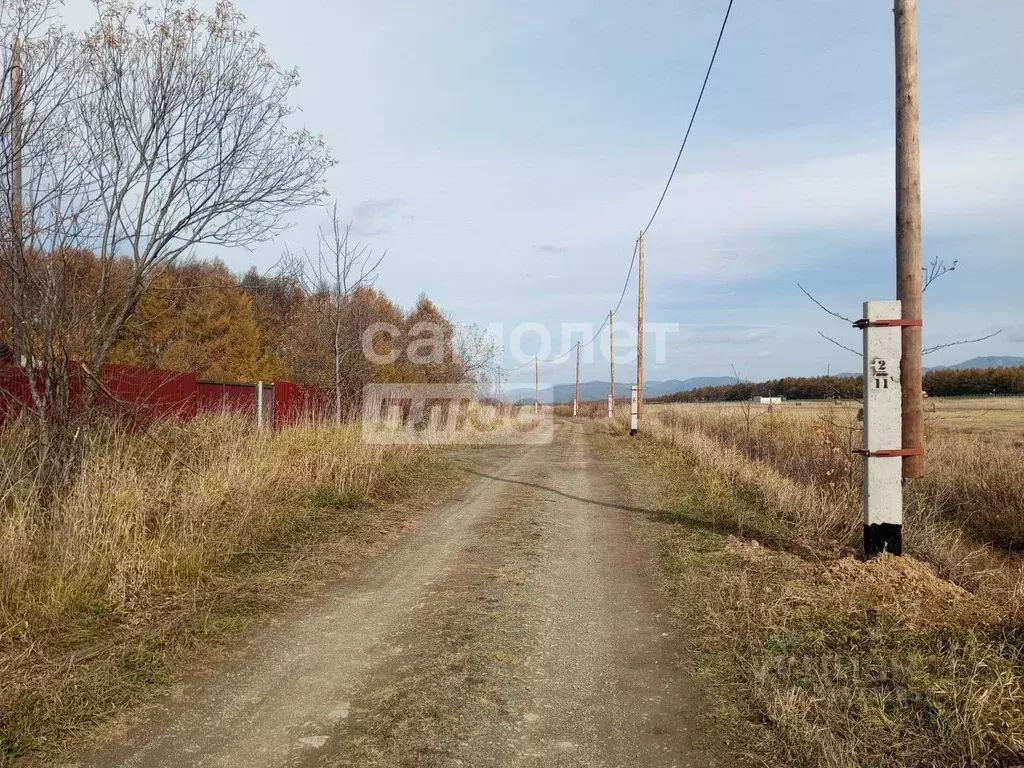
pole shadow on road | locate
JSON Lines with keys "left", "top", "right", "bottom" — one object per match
{"left": 463, "top": 468, "right": 821, "bottom": 562}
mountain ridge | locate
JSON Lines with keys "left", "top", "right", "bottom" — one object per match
{"left": 503, "top": 377, "right": 734, "bottom": 404}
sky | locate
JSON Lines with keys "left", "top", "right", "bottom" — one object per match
{"left": 64, "top": 1, "right": 1024, "bottom": 385}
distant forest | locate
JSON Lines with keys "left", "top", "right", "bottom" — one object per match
{"left": 657, "top": 366, "right": 1024, "bottom": 402}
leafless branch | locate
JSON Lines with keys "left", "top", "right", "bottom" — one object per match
{"left": 818, "top": 331, "right": 862, "bottom": 357}
{"left": 798, "top": 283, "right": 856, "bottom": 324}
{"left": 0, "top": 0, "right": 333, "bottom": 483}
{"left": 923, "top": 329, "right": 1001, "bottom": 355}
{"left": 453, "top": 322, "right": 500, "bottom": 385}
{"left": 923, "top": 257, "right": 957, "bottom": 292}
{"left": 301, "top": 201, "right": 385, "bottom": 423}
{"left": 817, "top": 414, "right": 862, "bottom": 432}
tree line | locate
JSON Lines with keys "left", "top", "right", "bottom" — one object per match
{"left": 0, "top": 0, "right": 493, "bottom": 487}
{"left": 107, "top": 255, "right": 481, "bottom": 392}
{"left": 658, "top": 366, "right": 1024, "bottom": 402}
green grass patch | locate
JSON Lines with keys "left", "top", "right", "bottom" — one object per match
{"left": 310, "top": 487, "right": 365, "bottom": 511}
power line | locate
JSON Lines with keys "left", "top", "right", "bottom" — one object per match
{"left": 642, "top": 0, "right": 735, "bottom": 235}
{"left": 612, "top": 237, "right": 640, "bottom": 316}
{"left": 501, "top": 0, "right": 735, "bottom": 379}
{"left": 548, "top": 235, "right": 640, "bottom": 360}
{"left": 500, "top": 236, "right": 639, "bottom": 374}
{"left": 502, "top": 356, "right": 535, "bottom": 373}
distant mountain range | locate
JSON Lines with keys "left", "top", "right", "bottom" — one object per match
{"left": 504, "top": 377, "right": 734, "bottom": 404}
{"left": 927, "top": 356, "right": 1024, "bottom": 371}
{"left": 504, "top": 357, "right": 1024, "bottom": 403}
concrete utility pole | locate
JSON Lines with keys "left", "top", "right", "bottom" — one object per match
{"left": 534, "top": 356, "right": 539, "bottom": 414}
{"left": 636, "top": 231, "right": 645, "bottom": 423}
{"left": 573, "top": 341, "right": 580, "bottom": 417}
{"left": 895, "top": 0, "right": 925, "bottom": 478}
{"left": 608, "top": 310, "right": 615, "bottom": 418}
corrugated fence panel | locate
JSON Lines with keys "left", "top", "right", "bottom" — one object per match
{"left": 273, "top": 381, "right": 334, "bottom": 427}
{"left": 0, "top": 362, "right": 32, "bottom": 421}
{"left": 99, "top": 363, "right": 199, "bottom": 422}
{"left": 197, "top": 380, "right": 257, "bottom": 416}
{"left": 0, "top": 360, "right": 335, "bottom": 429}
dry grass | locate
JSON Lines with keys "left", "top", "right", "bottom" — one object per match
{"left": 596, "top": 426, "right": 1024, "bottom": 768}
{"left": 596, "top": 396, "right": 1024, "bottom": 766}
{"left": 634, "top": 400, "right": 1024, "bottom": 605}
{"left": 673, "top": 396, "right": 1024, "bottom": 439}
{"left": 0, "top": 415, "right": 447, "bottom": 761}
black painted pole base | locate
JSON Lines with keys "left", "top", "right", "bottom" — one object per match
{"left": 864, "top": 523, "right": 902, "bottom": 558}
{"left": 629, "top": 428, "right": 638, "bottom": 436}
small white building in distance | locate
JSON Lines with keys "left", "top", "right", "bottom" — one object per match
{"left": 758, "top": 396, "right": 783, "bottom": 405}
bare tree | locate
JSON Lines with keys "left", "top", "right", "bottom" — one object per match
{"left": 1, "top": 0, "right": 333, "bottom": 484}
{"left": 0, "top": 0, "right": 96, "bottom": 483}
{"left": 452, "top": 322, "right": 500, "bottom": 386}
{"left": 301, "top": 201, "right": 384, "bottom": 424}
{"left": 799, "top": 256, "right": 1000, "bottom": 360}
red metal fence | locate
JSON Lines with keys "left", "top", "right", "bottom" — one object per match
{"left": 0, "top": 360, "right": 334, "bottom": 429}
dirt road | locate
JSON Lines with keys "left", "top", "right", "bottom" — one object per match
{"left": 61, "top": 421, "right": 728, "bottom": 768}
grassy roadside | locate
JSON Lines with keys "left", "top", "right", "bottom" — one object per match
{"left": 0, "top": 417, "right": 471, "bottom": 765}
{"left": 594, "top": 425, "right": 1024, "bottom": 768}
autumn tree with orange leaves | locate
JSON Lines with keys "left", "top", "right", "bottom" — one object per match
{"left": 1, "top": 0, "right": 332, "bottom": 485}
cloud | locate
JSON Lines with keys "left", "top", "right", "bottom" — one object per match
{"left": 684, "top": 326, "right": 778, "bottom": 345}
{"left": 534, "top": 244, "right": 569, "bottom": 254}
{"left": 351, "top": 198, "right": 413, "bottom": 236}
{"left": 597, "top": 110, "right": 1024, "bottom": 284}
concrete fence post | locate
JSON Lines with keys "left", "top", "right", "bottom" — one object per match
{"left": 860, "top": 300, "right": 904, "bottom": 557}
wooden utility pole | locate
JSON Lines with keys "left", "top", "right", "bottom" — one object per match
{"left": 895, "top": 0, "right": 924, "bottom": 478}
{"left": 10, "top": 38, "right": 24, "bottom": 363}
{"left": 636, "top": 231, "right": 646, "bottom": 422}
{"left": 608, "top": 310, "right": 615, "bottom": 418}
{"left": 534, "top": 356, "right": 539, "bottom": 414}
{"left": 573, "top": 341, "right": 580, "bottom": 417}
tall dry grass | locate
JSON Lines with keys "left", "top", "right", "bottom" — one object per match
{"left": 0, "top": 414, "right": 438, "bottom": 759}
{"left": 626, "top": 402, "right": 1024, "bottom": 609}
{"left": 600, "top": 403, "right": 1024, "bottom": 766}
{"left": 0, "top": 415, "right": 420, "bottom": 630}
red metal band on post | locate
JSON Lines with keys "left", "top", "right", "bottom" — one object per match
{"left": 852, "top": 318, "right": 923, "bottom": 329}
{"left": 853, "top": 448, "right": 925, "bottom": 458}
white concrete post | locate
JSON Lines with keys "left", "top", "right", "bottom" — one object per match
{"left": 629, "top": 385, "right": 639, "bottom": 436}
{"left": 255, "top": 381, "right": 264, "bottom": 430}
{"left": 607, "top": 394, "right": 614, "bottom": 419}
{"left": 861, "top": 300, "right": 903, "bottom": 557}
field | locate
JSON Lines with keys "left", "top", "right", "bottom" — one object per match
{"left": 596, "top": 395, "right": 1024, "bottom": 765}
{"left": 640, "top": 396, "right": 1024, "bottom": 576}
{"left": 657, "top": 395, "right": 1024, "bottom": 438}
